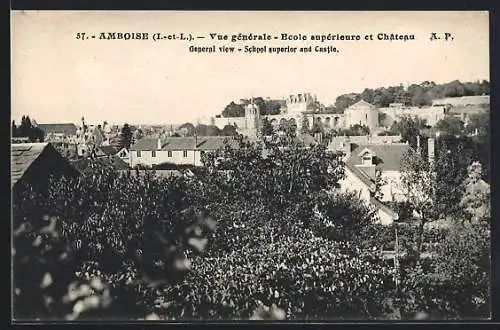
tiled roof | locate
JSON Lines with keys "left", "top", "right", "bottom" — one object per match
{"left": 37, "top": 123, "right": 77, "bottom": 136}
{"left": 11, "top": 143, "right": 49, "bottom": 187}
{"left": 328, "top": 135, "right": 402, "bottom": 151}
{"left": 345, "top": 163, "right": 376, "bottom": 191}
{"left": 347, "top": 100, "right": 375, "bottom": 110}
{"left": 130, "top": 137, "right": 159, "bottom": 151}
{"left": 195, "top": 137, "right": 240, "bottom": 150}
{"left": 162, "top": 137, "right": 197, "bottom": 150}
{"left": 346, "top": 143, "right": 411, "bottom": 172}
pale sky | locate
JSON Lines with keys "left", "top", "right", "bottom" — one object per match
{"left": 11, "top": 11, "right": 489, "bottom": 126}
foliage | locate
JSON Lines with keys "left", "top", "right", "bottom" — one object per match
{"left": 195, "top": 124, "right": 221, "bottom": 136}
{"left": 465, "top": 111, "right": 489, "bottom": 137}
{"left": 333, "top": 80, "right": 490, "bottom": 111}
{"left": 178, "top": 123, "right": 196, "bottom": 136}
{"left": 221, "top": 125, "right": 237, "bottom": 136}
{"left": 459, "top": 162, "right": 490, "bottom": 223}
{"left": 339, "top": 124, "right": 370, "bottom": 136}
{"left": 221, "top": 97, "right": 282, "bottom": 117}
{"left": 300, "top": 116, "right": 310, "bottom": 134}
{"left": 389, "top": 116, "right": 427, "bottom": 148}
{"left": 12, "top": 115, "right": 45, "bottom": 142}
{"left": 435, "top": 116, "right": 465, "bottom": 137}
{"left": 13, "top": 130, "right": 491, "bottom": 320}
{"left": 13, "top": 165, "right": 216, "bottom": 320}
{"left": 260, "top": 117, "right": 274, "bottom": 136}
{"left": 221, "top": 101, "right": 246, "bottom": 117}
{"left": 400, "top": 147, "right": 436, "bottom": 255}
{"left": 158, "top": 227, "right": 395, "bottom": 320}
{"left": 119, "top": 124, "right": 133, "bottom": 150}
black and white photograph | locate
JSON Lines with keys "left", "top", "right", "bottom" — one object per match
{"left": 11, "top": 11, "right": 491, "bottom": 321}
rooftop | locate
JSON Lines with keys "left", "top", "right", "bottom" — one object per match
{"left": 37, "top": 123, "right": 77, "bottom": 136}
{"left": 346, "top": 143, "right": 412, "bottom": 172}
{"left": 11, "top": 143, "right": 49, "bottom": 187}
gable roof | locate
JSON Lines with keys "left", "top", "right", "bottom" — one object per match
{"left": 130, "top": 137, "right": 159, "bottom": 151}
{"left": 162, "top": 137, "right": 197, "bottom": 150}
{"left": 347, "top": 143, "right": 411, "bottom": 172}
{"left": 195, "top": 137, "right": 239, "bottom": 150}
{"left": 347, "top": 100, "right": 375, "bottom": 110}
{"left": 345, "top": 163, "right": 376, "bottom": 191}
{"left": 11, "top": 143, "right": 50, "bottom": 187}
{"left": 37, "top": 123, "right": 77, "bottom": 136}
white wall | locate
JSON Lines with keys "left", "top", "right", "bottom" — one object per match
{"left": 129, "top": 149, "right": 204, "bottom": 167}
{"left": 380, "top": 171, "right": 405, "bottom": 202}
{"left": 339, "top": 167, "right": 372, "bottom": 203}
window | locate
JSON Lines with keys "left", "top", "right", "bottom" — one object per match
{"left": 183, "top": 150, "right": 188, "bottom": 157}
{"left": 137, "top": 150, "right": 141, "bottom": 157}
{"left": 362, "top": 155, "right": 372, "bottom": 166}
{"left": 152, "top": 150, "right": 156, "bottom": 157}
{"left": 168, "top": 150, "right": 172, "bottom": 157}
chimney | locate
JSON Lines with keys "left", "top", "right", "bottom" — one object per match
{"left": 428, "top": 137, "right": 435, "bottom": 166}
{"left": 157, "top": 138, "right": 162, "bottom": 150}
{"left": 416, "top": 135, "right": 421, "bottom": 154}
{"left": 344, "top": 140, "right": 352, "bottom": 159}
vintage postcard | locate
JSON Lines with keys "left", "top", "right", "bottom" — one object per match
{"left": 11, "top": 11, "right": 490, "bottom": 321}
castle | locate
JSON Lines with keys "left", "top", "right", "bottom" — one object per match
{"left": 207, "top": 93, "right": 452, "bottom": 138}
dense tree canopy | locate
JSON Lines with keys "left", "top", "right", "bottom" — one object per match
{"left": 12, "top": 115, "right": 45, "bottom": 142}
{"left": 333, "top": 80, "right": 490, "bottom": 112}
{"left": 119, "top": 124, "right": 133, "bottom": 150}
{"left": 12, "top": 129, "right": 490, "bottom": 321}
{"left": 221, "top": 97, "right": 283, "bottom": 118}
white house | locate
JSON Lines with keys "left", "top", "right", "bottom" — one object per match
{"left": 338, "top": 140, "right": 413, "bottom": 225}
{"left": 129, "top": 136, "right": 240, "bottom": 168}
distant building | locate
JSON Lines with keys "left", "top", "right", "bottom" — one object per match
{"left": 37, "top": 123, "right": 78, "bottom": 140}
{"left": 343, "top": 100, "right": 379, "bottom": 131}
{"left": 11, "top": 143, "right": 80, "bottom": 193}
{"left": 337, "top": 140, "right": 414, "bottom": 225}
{"left": 432, "top": 95, "right": 490, "bottom": 107}
{"left": 129, "top": 136, "right": 240, "bottom": 168}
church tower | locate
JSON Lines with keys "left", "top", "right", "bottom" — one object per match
{"left": 245, "top": 98, "right": 261, "bottom": 138}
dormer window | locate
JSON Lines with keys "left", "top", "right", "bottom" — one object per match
{"left": 362, "top": 154, "right": 373, "bottom": 166}
{"left": 357, "top": 148, "right": 376, "bottom": 166}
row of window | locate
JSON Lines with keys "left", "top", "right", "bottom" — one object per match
{"left": 136, "top": 150, "right": 188, "bottom": 158}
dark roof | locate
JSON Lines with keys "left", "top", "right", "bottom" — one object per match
{"left": 37, "top": 123, "right": 77, "bottom": 136}
{"left": 99, "top": 145, "right": 119, "bottom": 156}
{"left": 130, "top": 137, "right": 159, "bottom": 151}
{"left": 345, "top": 163, "right": 376, "bottom": 191}
{"left": 162, "top": 137, "right": 197, "bottom": 150}
{"left": 370, "top": 196, "right": 399, "bottom": 221}
{"left": 346, "top": 143, "right": 411, "bottom": 172}
{"left": 11, "top": 143, "right": 49, "bottom": 187}
{"left": 195, "top": 137, "right": 240, "bottom": 150}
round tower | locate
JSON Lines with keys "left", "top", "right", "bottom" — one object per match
{"left": 245, "top": 100, "right": 260, "bottom": 137}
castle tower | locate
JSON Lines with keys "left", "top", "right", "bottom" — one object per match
{"left": 245, "top": 98, "right": 260, "bottom": 138}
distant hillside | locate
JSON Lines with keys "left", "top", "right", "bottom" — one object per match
{"left": 333, "top": 80, "right": 490, "bottom": 112}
